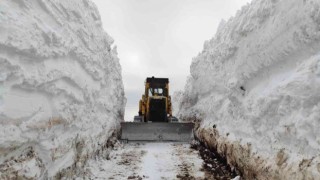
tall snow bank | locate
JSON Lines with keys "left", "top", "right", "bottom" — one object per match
{"left": 178, "top": 0, "right": 320, "bottom": 178}
{"left": 0, "top": 0, "right": 125, "bottom": 178}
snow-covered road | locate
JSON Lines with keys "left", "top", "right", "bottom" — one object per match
{"left": 85, "top": 142, "right": 206, "bottom": 179}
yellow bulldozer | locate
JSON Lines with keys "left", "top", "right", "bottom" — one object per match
{"left": 121, "top": 76, "right": 194, "bottom": 142}
{"left": 136, "top": 77, "right": 175, "bottom": 122}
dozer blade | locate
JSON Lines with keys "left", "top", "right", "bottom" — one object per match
{"left": 120, "top": 122, "right": 194, "bottom": 142}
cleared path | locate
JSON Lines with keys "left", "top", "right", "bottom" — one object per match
{"left": 85, "top": 142, "right": 205, "bottom": 179}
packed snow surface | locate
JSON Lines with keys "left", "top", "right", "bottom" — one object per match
{"left": 0, "top": 0, "right": 125, "bottom": 178}
{"left": 177, "top": 0, "right": 320, "bottom": 177}
{"left": 85, "top": 142, "right": 205, "bottom": 179}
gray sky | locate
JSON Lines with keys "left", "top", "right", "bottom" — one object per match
{"left": 92, "top": 0, "right": 251, "bottom": 121}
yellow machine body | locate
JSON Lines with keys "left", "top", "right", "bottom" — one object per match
{"left": 138, "top": 77, "right": 172, "bottom": 122}
{"left": 120, "top": 76, "right": 194, "bottom": 142}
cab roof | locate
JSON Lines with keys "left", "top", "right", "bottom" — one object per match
{"left": 146, "top": 76, "right": 169, "bottom": 84}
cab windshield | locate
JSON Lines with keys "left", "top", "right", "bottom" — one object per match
{"left": 149, "top": 87, "right": 164, "bottom": 96}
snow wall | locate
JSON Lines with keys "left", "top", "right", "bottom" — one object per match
{"left": 0, "top": 0, "right": 125, "bottom": 178}
{"left": 177, "top": 0, "right": 320, "bottom": 179}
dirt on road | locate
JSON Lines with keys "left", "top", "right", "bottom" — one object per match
{"left": 84, "top": 142, "right": 240, "bottom": 180}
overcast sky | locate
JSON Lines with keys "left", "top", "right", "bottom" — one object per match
{"left": 92, "top": 0, "right": 252, "bottom": 121}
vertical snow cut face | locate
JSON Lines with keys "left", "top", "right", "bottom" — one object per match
{"left": 0, "top": 0, "right": 125, "bottom": 178}
{"left": 178, "top": 0, "right": 320, "bottom": 178}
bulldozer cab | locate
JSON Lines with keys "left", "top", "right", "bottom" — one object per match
{"left": 146, "top": 77, "right": 168, "bottom": 97}
{"left": 139, "top": 77, "right": 172, "bottom": 123}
